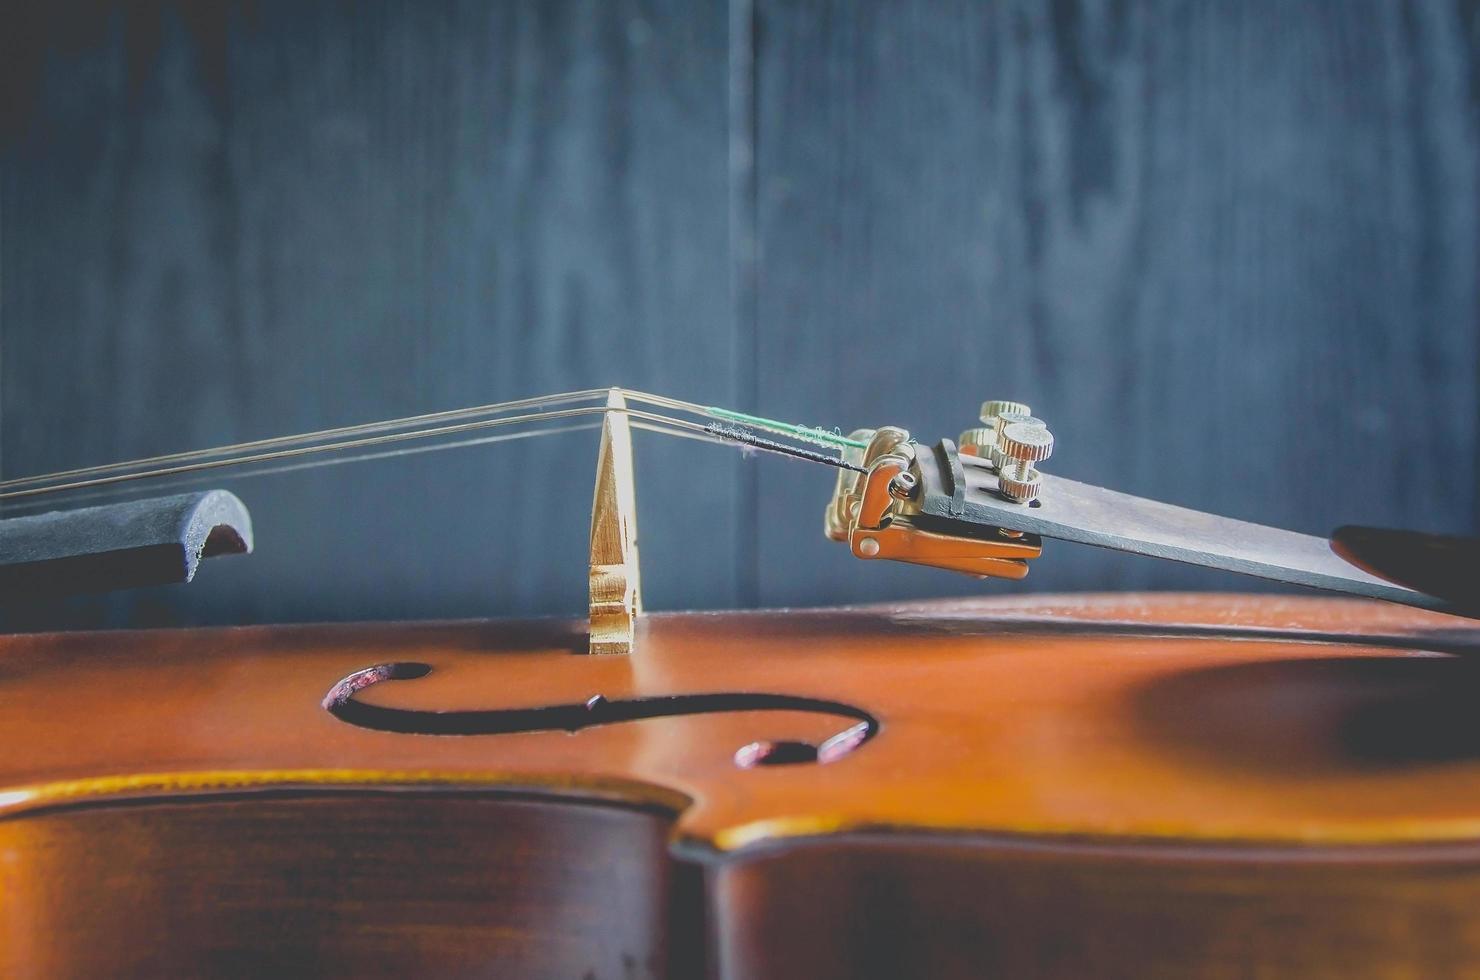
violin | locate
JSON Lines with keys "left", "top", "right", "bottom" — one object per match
{"left": 3, "top": 388, "right": 1479, "bottom": 978}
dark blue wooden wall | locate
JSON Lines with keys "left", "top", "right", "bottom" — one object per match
{"left": 1, "top": 1, "right": 1477, "bottom": 626}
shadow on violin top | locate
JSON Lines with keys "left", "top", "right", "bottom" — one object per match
{"left": 1133, "top": 655, "right": 1480, "bottom": 775}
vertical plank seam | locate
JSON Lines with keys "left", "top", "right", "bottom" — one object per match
{"left": 0, "top": 160, "right": 5, "bottom": 482}
{"left": 728, "top": 0, "right": 759, "bottom": 606}
{"left": 1467, "top": 0, "right": 1480, "bottom": 534}
{"left": 0, "top": 164, "right": 5, "bottom": 483}
{"left": 1, "top": 171, "right": 4, "bottom": 482}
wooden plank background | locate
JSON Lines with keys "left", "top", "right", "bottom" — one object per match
{"left": 1, "top": 0, "right": 1476, "bottom": 626}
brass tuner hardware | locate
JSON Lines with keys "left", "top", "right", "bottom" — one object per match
{"left": 981, "top": 399, "right": 1031, "bottom": 425}
{"left": 849, "top": 515, "right": 1041, "bottom": 579}
{"left": 824, "top": 428, "right": 877, "bottom": 542}
{"left": 826, "top": 427, "right": 1042, "bottom": 580}
{"left": 977, "top": 400, "right": 1032, "bottom": 466}
{"left": 957, "top": 427, "right": 994, "bottom": 458}
{"left": 996, "top": 421, "right": 1054, "bottom": 504}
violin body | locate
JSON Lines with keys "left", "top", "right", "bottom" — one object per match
{"left": 5, "top": 592, "right": 1480, "bottom": 977}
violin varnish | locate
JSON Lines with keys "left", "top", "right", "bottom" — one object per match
{"left": 588, "top": 389, "right": 642, "bottom": 655}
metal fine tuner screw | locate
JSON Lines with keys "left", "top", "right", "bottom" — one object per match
{"left": 996, "top": 420, "right": 1054, "bottom": 503}
{"left": 957, "top": 426, "right": 995, "bottom": 457}
{"left": 981, "top": 399, "right": 1031, "bottom": 422}
{"left": 989, "top": 411, "right": 1044, "bottom": 469}
{"left": 976, "top": 400, "right": 1032, "bottom": 467}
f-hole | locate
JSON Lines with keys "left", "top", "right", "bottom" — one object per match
{"left": 323, "top": 663, "right": 879, "bottom": 768}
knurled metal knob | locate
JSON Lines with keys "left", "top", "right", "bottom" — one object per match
{"left": 957, "top": 427, "right": 995, "bottom": 457}
{"left": 989, "top": 411, "right": 1045, "bottom": 468}
{"left": 980, "top": 400, "right": 1031, "bottom": 425}
{"left": 974, "top": 401, "right": 1033, "bottom": 468}
{"left": 1000, "top": 421, "right": 1053, "bottom": 464}
{"left": 997, "top": 420, "right": 1054, "bottom": 503}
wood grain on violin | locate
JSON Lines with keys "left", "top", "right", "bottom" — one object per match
{"left": 6, "top": 593, "right": 1480, "bottom": 977}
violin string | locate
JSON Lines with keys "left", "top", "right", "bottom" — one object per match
{"left": 0, "top": 406, "right": 701, "bottom": 500}
{"left": 0, "top": 405, "right": 864, "bottom": 505}
{"left": 0, "top": 421, "right": 607, "bottom": 513}
{"left": 17, "top": 416, "right": 831, "bottom": 513}
{"left": 702, "top": 423, "right": 868, "bottom": 469}
{"left": 628, "top": 419, "right": 861, "bottom": 464}
{"left": 0, "top": 388, "right": 635, "bottom": 490}
{"left": 0, "top": 388, "right": 860, "bottom": 495}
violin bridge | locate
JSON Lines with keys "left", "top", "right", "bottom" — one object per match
{"left": 588, "top": 389, "right": 642, "bottom": 655}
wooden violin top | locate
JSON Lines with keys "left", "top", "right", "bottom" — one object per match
{"left": 3, "top": 592, "right": 1480, "bottom": 855}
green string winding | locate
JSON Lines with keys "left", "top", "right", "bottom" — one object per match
{"left": 705, "top": 407, "right": 867, "bottom": 450}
